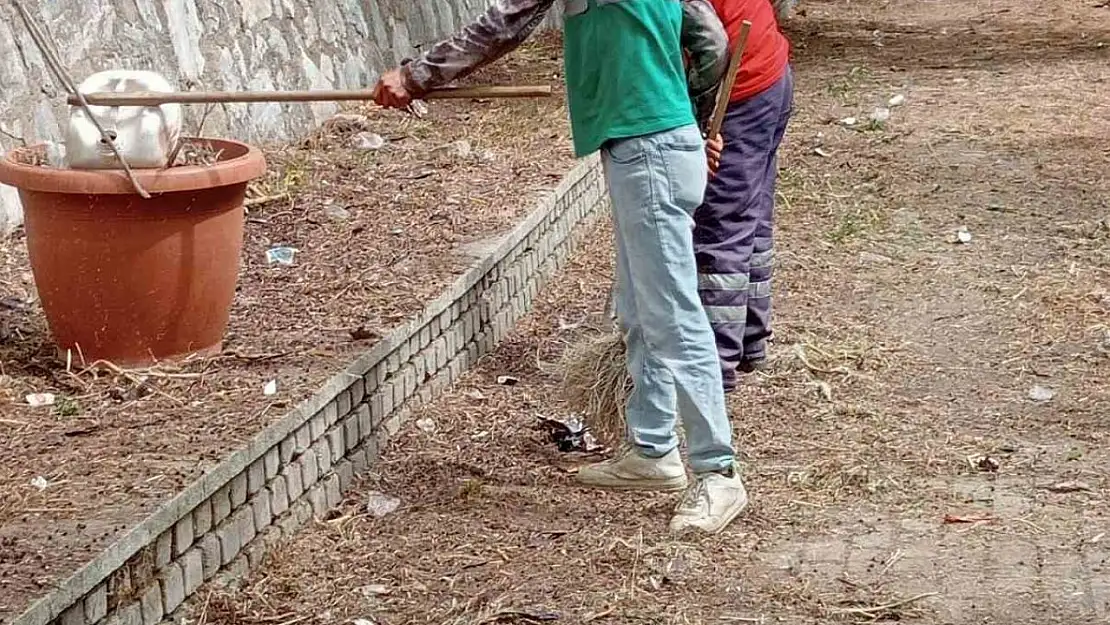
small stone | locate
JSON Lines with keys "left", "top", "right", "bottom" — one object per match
{"left": 25, "top": 393, "right": 55, "bottom": 407}
{"left": 431, "top": 139, "right": 472, "bottom": 159}
{"left": 858, "top": 251, "right": 892, "bottom": 264}
{"left": 352, "top": 132, "right": 386, "bottom": 150}
{"left": 870, "top": 107, "right": 891, "bottom": 123}
{"left": 888, "top": 94, "right": 906, "bottom": 107}
{"left": 415, "top": 417, "right": 437, "bottom": 433}
{"left": 359, "top": 584, "right": 391, "bottom": 597}
{"left": 1028, "top": 385, "right": 1055, "bottom": 402}
{"left": 365, "top": 491, "right": 400, "bottom": 517}
{"left": 949, "top": 227, "right": 973, "bottom": 244}
{"left": 325, "top": 204, "right": 351, "bottom": 220}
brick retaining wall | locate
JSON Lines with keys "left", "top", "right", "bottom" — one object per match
{"left": 11, "top": 154, "right": 607, "bottom": 625}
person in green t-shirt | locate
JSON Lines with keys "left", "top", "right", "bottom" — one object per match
{"left": 372, "top": 0, "right": 749, "bottom": 535}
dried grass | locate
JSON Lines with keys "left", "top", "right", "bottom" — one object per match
{"left": 172, "top": 139, "right": 223, "bottom": 167}
{"left": 13, "top": 146, "right": 46, "bottom": 167}
{"left": 558, "top": 330, "right": 629, "bottom": 446}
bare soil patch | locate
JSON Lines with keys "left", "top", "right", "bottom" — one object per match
{"left": 0, "top": 34, "right": 571, "bottom": 622}
{"left": 184, "top": 1, "right": 1109, "bottom": 624}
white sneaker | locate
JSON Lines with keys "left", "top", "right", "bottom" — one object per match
{"left": 669, "top": 463, "right": 749, "bottom": 534}
{"left": 576, "top": 446, "right": 688, "bottom": 492}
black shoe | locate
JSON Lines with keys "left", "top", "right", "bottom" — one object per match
{"left": 737, "top": 358, "right": 767, "bottom": 374}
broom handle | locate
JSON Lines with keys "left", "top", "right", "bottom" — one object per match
{"left": 67, "top": 85, "right": 552, "bottom": 107}
{"left": 707, "top": 20, "right": 752, "bottom": 139}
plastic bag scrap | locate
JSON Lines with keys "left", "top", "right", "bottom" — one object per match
{"left": 536, "top": 414, "right": 603, "bottom": 453}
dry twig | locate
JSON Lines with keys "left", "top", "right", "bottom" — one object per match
{"left": 825, "top": 592, "right": 939, "bottom": 618}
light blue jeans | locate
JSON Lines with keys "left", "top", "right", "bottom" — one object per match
{"left": 602, "top": 124, "right": 736, "bottom": 474}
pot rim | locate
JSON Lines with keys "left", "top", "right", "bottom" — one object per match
{"left": 0, "top": 137, "right": 267, "bottom": 195}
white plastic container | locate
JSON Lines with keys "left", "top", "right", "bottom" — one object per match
{"left": 64, "top": 70, "right": 183, "bottom": 170}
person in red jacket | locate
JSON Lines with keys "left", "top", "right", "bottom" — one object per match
{"left": 697, "top": 0, "right": 794, "bottom": 393}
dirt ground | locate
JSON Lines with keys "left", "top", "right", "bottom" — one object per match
{"left": 182, "top": 1, "right": 1110, "bottom": 624}
{"left": 0, "top": 35, "right": 572, "bottom": 621}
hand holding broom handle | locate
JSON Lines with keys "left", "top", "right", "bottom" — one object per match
{"left": 706, "top": 20, "right": 753, "bottom": 140}
{"left": 67, "top": 85, "right": 553, "bottom": 107}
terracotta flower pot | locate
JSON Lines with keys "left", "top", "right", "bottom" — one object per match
{"left": 0, "top": 138, "right": 266, "bottom": 367}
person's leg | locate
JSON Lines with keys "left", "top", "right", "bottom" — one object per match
{"left": 694, "top": 72, "right": 793, "bottom": 389}
{"left": 741, "top": 66, "right": 795, "bottom": 371}
{"left": 694, "top": 108, "right": 757, "bottom": 393}
{"left": 579, "top": 124, "right": 747, "bottom": 534}
{"left": 578, "top": 143, "right": 689, "bottom": 492}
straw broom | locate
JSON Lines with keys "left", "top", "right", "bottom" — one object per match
{"left": 559, "top": 22, "right": 752, "bottom": 445}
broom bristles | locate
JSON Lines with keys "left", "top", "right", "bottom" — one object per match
{"left": 558, "top": 331, "right": 631, "bottom": 445}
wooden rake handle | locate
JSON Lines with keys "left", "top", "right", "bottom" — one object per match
{"left": 706, "top": 20, "right": 753, "bottom": 139}
{"left": 66, "top": 85, "right": 553, "bottom": 107}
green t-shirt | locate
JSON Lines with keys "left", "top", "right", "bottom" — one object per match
{"left": 563, "top": 0, "right": 696, "bottom": 158}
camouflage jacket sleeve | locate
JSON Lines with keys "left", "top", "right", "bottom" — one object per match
{"left": 400, "top": 0, "right": 557, "bottom": 95}
{"left": 681, "top": 0, "right": 729, "bottom": 135}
